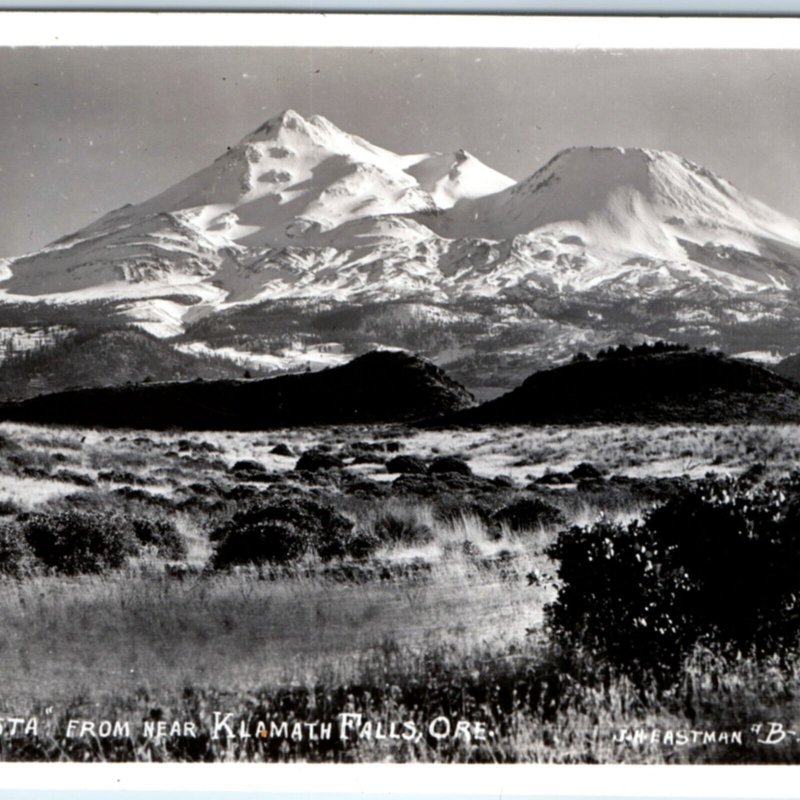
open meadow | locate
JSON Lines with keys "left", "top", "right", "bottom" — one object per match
{"left": 0, "top": 421, "right": 799, "bottom": 762}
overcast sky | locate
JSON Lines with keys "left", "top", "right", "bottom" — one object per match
{"left": 1, "top": 46, "right": 799, "bottom": 257}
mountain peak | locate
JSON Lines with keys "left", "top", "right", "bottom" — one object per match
{"left": 536, "top": 144, "right": 656, "bottom": 177}
{"left": 505, "top": 143, "right": 743, "bottom": 229}
{"left": 244, "top": 109, "right": 347, "bottom": 145}
{"left": 541, "top": 145, "right": 731, "bottom": 187}
{"left": 246, "top": 108, "right": 309, "bottom": 140}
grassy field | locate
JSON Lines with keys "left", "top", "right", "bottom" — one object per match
{"left": 0, "top": 421, "right": 799, "bottom": 762}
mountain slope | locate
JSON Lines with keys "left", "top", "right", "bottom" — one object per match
{"left": 0, "top": 350, "right": 474, "bottom": 430}
{"left": 773, "top": 352, "right": 800, "bottom": 384}
{"left": 441, "top": 348, "right": 800, "bottom": 425}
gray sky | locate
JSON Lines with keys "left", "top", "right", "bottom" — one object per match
{"left": 1, "top": 46, "right": 799, "bottom": 257}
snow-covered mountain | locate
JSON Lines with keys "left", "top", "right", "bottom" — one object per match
{"left": 419, "top": 145, "right": 800, "bottom": 299}
{"left": 4, "top": 110, "right": 800, "bottom": 384}
{"left": 0, "top": 110, "right": 513, "bottom": 306}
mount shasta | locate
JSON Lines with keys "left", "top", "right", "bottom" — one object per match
{"left": 3, "top": 108, "right": 800, "bottom": 388}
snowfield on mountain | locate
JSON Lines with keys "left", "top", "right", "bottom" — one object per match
{"left": 5, "top": 110, "right": 800, "bottom": 336}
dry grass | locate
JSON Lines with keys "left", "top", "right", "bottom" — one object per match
{"left": 0, "top": 554, "right": 545, "bottom": 708}
{"left": 0, "top": 420, "right": 798, "bottom": 761}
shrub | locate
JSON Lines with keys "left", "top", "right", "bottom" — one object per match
{"left": 533, "top": 471, "right": 572, "bottom": 485}
{"left": 131, "top": 517, "right": 187, "bottom": 560}
{"left": 295, "top": 451, "right": 344, "bottom": 472}
{"left": 211, "top": 497, "right": 358, "bottom": 569}
{"left": 23, "top": 510, "right": 138, "bottom": 575}
{"left": 433, "top": 495, "right": 497, "bottom": 530}
{"left": 0, "top": 521, "right": 38, "bottom": 577}
{"left": 492, "top": 497, "right": 566, "bottom": 532}
{"left": 569, "top": 462, "right": 604, "bottom": 481}
{"left": 97, "top": 469, "right": 149, "bottom": 485}
{"left": 372, "top": 512, "right": 434, "bottom": 547}
{"left": 386, "top": 455, "right": 427, "bottom": 474}
{"left": 546, "top": 481, "right": 800, "bottom": 682}
{"left": 428, "top": 456, "right": 471, "bottom": 476}
{"left": 0, "top": 500, "right": 21, "bottom": 516}
{"left": 317, "top": 525, "right": 380, "bottom": 562}
{"left": 230, "top": 459, "right": 267, "bottom": 474}
{"left": 52, "top": 469, "right": 96, "bottom": 487}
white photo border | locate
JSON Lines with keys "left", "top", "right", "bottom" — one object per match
{"left": 0, "top": 9, "right": 799, "bottom": 795}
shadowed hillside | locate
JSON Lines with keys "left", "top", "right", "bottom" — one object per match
{"left": 0, "top": 328, "right": 261, "bottom": 401}
{"left": 441, "top": 346, "right": 800, "bottom": 426}
{"left": 0, "top": 350, "right": 474, "bottom": 430}
{"left": 774, "top": 352, "right": 800, "bottom": 384}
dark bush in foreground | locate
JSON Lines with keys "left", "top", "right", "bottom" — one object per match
{"left": 547, "top": 481, "right": 800, "bottom": 682}
{"left": 0, "top": 521, "right": 38, "bottom": 577}
{"left": 211, "top": 497, "right": 362, "bottom": 568}
{"left": 131, "top": 517, "right": 187, "bottom": 560}
{"left": 492, "top": 497, "right": 565, "bottom": 532}
{"left": 23, "top": 510, "right": 139, "bottom": 575}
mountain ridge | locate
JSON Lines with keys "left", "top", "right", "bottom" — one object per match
{"left": 439, "top": 348, "right": 800, "bottom": 426}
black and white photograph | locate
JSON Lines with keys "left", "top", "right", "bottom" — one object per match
{"left": 2, "top": 11, "right": 800, "bottom": 766}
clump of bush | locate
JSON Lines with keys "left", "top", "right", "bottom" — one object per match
{"left": 131, "top": 517, "right": 187, "bottom": 560}
{"left": 23, "top": 510, "right": 139, "bottom": 576}
{"left": 546, "top": 480, "right": 800, "bottom": 682}
{"left": 230, "top": 459, "right": 267, "bottom": 475}
{"left": 316, "top": 523, "right": 380, "bottom": 562}
{"left": 386, "top": 455, "right": 427, "bottom": 475}
{"left": 211, "top": 496, "right": 374, "bottom": 569}
{"left": 569, "top": 462, "right": 604, "bottom": 481}
{"left": 0, "top": 500, "right": 21, "bottom": 516}
{"left": 428, "top": 456, "right": 472, "bottom": 476}
{"left": 295, "top": 451, "right": 344, "bottom": 472}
